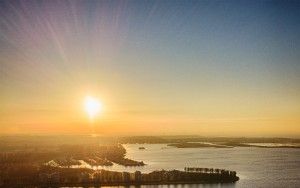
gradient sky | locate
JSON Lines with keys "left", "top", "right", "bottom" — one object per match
{"left": 0, "top": 0, "right": 299, "bottom": 137}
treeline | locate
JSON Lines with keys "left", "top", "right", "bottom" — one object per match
{"left": 1, "top": 136, "right": 299, "bottom": 151}
{"left": 117, "top": 136, "right": 300, "bottom": 144}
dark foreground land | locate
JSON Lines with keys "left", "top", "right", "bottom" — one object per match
{"left": 2, "top": 135, "right": 298, "bottom": 186}
{"left": 1, "top": 165, "right": 239, "bottom": 187}
{"left": 0, "top": 135, "right": 242, "bottom": 187}
{"left": 0, "top": 142, "right": 144, "bottom": 167}
{"left": 0, "top": 141, "right": 144, "bottom": 186}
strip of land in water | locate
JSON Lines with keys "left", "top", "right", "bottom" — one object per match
{"left": 168, "top": 142, "right": 300, "bottom": 148}
{"left": 168, "top": 142, "right": 233, "bottom": 148}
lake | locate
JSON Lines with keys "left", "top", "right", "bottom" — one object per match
{"left": 89, "top": 144, "right": 300, "bottom": 188}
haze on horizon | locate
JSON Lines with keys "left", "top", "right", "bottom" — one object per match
{"left": 0, "top": 0, "right": 299, "bottom": 138}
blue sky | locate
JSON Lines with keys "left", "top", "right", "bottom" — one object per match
{"left": 0, "top": 0, "right": 299, "bottom": 136}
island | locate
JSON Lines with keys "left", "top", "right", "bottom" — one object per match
{"left": 168, "top": 142, "right": 233, "bottom": 148}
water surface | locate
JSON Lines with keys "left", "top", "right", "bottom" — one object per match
{"left": 65, "top": 144, "right": 300, "bottom": 188}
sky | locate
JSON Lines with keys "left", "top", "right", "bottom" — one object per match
{"left": 0, "top": 0, "right": 299, "bottom": 137}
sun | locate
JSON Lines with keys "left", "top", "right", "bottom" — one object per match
{"left": 84, "top": 96, "right": 102, "bottom": 119}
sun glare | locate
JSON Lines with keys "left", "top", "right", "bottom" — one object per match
{"left": 84, "top": 96, "right": 102, "bottom": 119}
